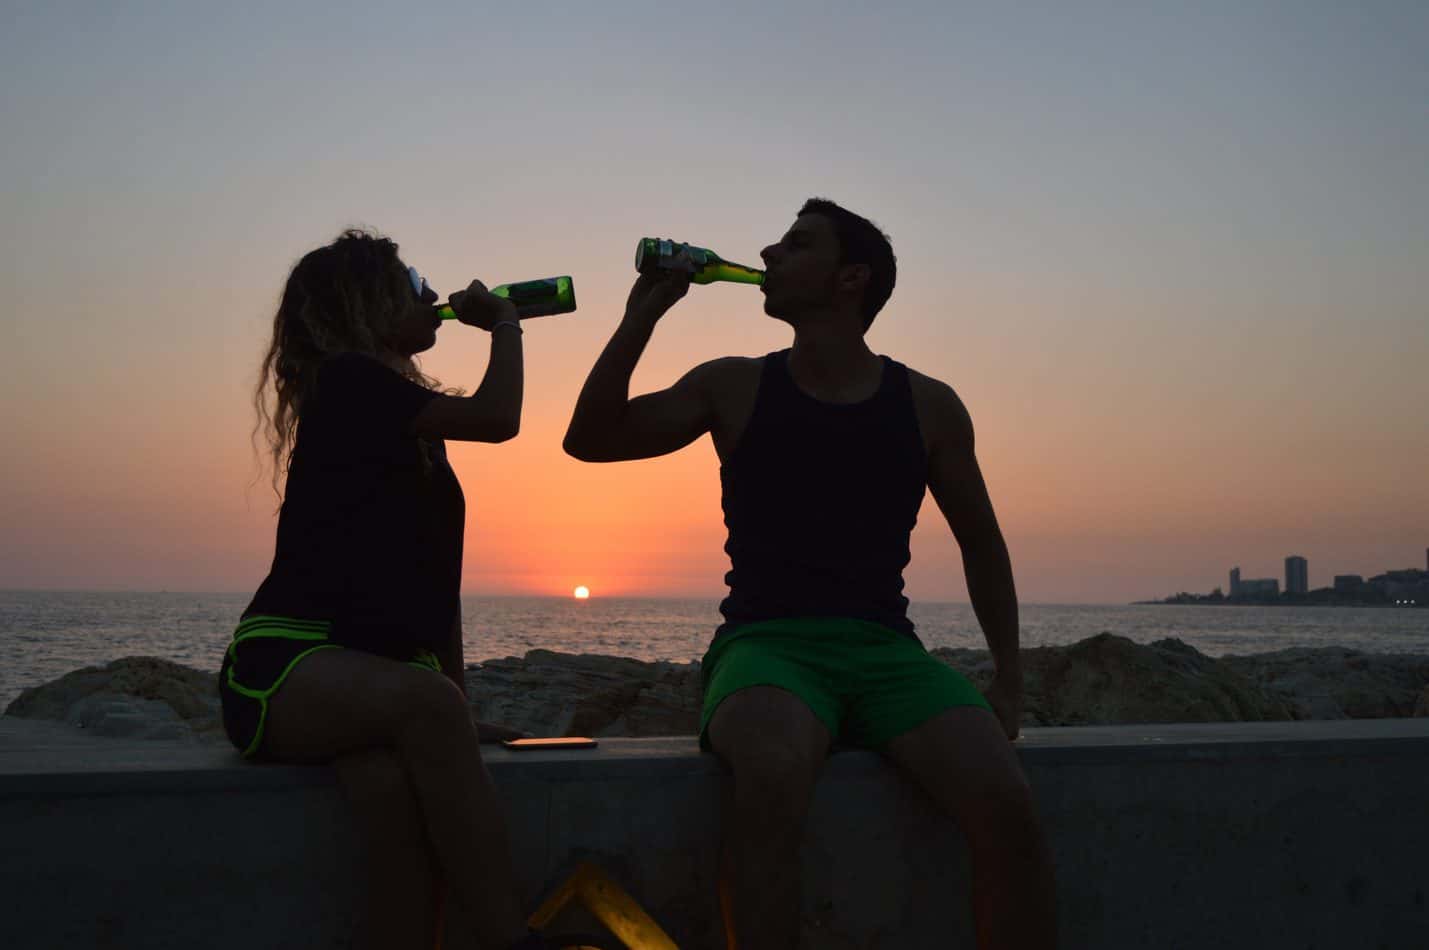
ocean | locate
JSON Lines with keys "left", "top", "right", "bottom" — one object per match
{"left": 2, "top": 590, "right": 1428, "bottom": 708}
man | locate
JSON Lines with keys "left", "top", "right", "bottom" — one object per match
{"left": 563, "top": 199, "right": 1056, "bottom": 949}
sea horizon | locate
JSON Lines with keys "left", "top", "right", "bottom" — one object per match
{"left": 5, "top": 590, "right": 1429, "bottom": 710}
{"left": 0, "top": 586, "right": 1231, "bottom": 608}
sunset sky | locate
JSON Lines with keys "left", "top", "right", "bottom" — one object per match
{"left": 2, "top": 2, "right": 1425, "bottom": 603}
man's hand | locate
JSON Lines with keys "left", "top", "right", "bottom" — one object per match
{"left": 449, "top": 279, "right": 519, "bottom": 331}
{"left": 623, "top": 266, "right": 691, "bottom": 327}
{"left": 983, "top": 671, "right": 1024, "bottom": 741}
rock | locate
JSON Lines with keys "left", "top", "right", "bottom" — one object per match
{"left": 1220, "top": 647, "right": 1429, "bottom": 719}
{"left": 3, "top": 656, "right": 223, "bottom": 742}
{"left": 5, "top": 636, "right": 1428, "bottom": 743}
{"left": 935, "top": 633, "right": 1296, "bottom": 726}
{"left": 466, "top": 650, "right": 703, "bottom": 738}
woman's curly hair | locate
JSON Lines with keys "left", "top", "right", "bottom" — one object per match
{"left": 252, "top": 229, "right": 440, "bottom": 497}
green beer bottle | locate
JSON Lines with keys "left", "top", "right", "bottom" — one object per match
{"left": 635, "top": 238, "right": 764, "bottom": 286}
{"left": 438, "top": 276, "right": 577, "bottom": 321}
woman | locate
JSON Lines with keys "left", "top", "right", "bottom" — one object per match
{"left": 221, "top": 229, "right": 546, "bottom": 949}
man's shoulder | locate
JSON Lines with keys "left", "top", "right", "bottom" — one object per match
{"left": 688, "top": 354, "right": 767, "bottom": 392}
{"left": 900, "top": 363, "right": 962, "bottom": 408}
{"left": 899, "top": 363, "right": 973, "bottom": 442}
{"left": 687, "top": 356, "right": 769, "bottom": 447}
{"left": 699, "top": 353, "right": 768, "bottom": 375}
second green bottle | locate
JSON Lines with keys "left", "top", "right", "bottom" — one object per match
{"left": 439, "top": 276, "right": 577, "bottom": 320}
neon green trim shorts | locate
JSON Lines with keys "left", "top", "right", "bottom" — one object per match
{"left": 700, "top": 617, "right": 992, "bottom": 752}
{"left": 217, "top": 615, "right": 443, "bottom": 760}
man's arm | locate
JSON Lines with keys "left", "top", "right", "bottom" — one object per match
{"left": 563, "top": 268, "right": 717, "bottom": 462}
{"left": 921, "top": 378, "right": 1023, "bottom": 739}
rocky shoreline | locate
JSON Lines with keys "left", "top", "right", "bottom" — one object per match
{"left": 5, "top": 633, "right": 1428, "bottom": 744}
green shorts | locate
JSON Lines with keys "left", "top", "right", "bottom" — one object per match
{"left": 217, "top": 615, "right": 443, "bottom": 760}
{"left": 700, "top": 618, "right": 992, "bottom": 752}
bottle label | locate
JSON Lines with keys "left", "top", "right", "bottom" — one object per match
{"left": 638, "top": 238, "right": 723, "bottom": 276}
{"left": 654, "top": 240, "right": 708, "bottom": 272}
{"left": 504, "top": 278, "right": 558, "bottom": 302}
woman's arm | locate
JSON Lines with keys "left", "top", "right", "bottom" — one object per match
{"left": 440, "top": 610, "right": 467, "bottom": 698}
{"left": 442, "top": 608, "right": 528, "bottom": 741}
{"left": 411, "top": 281, "right": 524, "bottom": 443}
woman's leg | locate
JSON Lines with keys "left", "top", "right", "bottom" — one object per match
{"left": 335, "top": 748, "right": 439, "bottom": 950}
{"left": 262, "top": 647, "right": 527, "bottom": 950}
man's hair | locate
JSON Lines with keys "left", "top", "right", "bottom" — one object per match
{"left": 798, "top": 198, "right": 896, "bottom": 330}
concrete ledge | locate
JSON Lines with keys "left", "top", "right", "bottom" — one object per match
{"left": 3, "top": 718, "right": 1427, "bottom": 948}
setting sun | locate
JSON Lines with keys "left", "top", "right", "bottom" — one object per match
{"left": 573, "top": 586, "right": 590, "bottom": 600}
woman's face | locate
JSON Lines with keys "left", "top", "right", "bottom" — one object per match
{"left": 387, "top": 262, "right": 442, "bottom": 356}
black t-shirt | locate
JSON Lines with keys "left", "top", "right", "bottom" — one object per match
{"left": 244, "top": 352, "right": 464, "bottom": 658}
{"left": 717, "top": 350, "right": 927, "bottom": 640}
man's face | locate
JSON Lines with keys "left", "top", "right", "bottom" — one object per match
{"left": 759, "top": 214, "right": 842, "bottom": 321}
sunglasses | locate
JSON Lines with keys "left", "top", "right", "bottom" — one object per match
{"left": 407, "top": 265, "right": 438, "bottom": 301}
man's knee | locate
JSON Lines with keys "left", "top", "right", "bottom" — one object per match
{"left": 713, "top": 699, "right": 827, "bottom": 822}
{"left": 961, "top": 771, "right": 1045, "bottom": 850}
{"left": 733, "top": 733, "right": 823, "bottom": 793}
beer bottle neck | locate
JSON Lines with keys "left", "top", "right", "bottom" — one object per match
{"left": 696, "top": 261, "right": 765, "bottom": 286}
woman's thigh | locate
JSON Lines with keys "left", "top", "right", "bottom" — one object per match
{"left": 263, "top": 646, "right": 466, "bottom": 763}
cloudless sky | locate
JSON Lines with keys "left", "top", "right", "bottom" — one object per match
{"left": 2, "top": 1, "right": 1426, "bottom": 602}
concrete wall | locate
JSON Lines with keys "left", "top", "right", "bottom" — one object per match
{"left": 2, "top": 718, "right": 1427, "bottom": 949}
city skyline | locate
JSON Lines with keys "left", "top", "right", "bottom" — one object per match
{"left": 3, "top": 4, "right": 1427, "bottom": 603}
{"left": 1228, "top": 547, "right": 1428, "bottom": 592}
{"left": 1207, "top": 546, "right": 1429, "bottom": 604}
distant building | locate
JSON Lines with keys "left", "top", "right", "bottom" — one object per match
{"left": 1285, "top": 556, "right": 1308, "bottom": 595}
{"left": 1237, "top": 578, "right": 1280, "bottom": 598}
{"left": 1369, "top": 568, "right": 1429, "bottom": 603}
{"left": 1334, "top": 575, "right": 1364, "bottom": 593}
{"left": 1228, "top": 565, "right": 1278, "bottom": 599}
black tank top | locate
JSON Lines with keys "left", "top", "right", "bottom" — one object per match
{"left": 717, "top": 349, "right": 927, "bottom": 640}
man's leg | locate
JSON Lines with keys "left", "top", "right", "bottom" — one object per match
{"left": 707, "top": 686, "right": 831, "bottom": 950}
{"left": 883, "top": 707, "right": 1057, "bottom": 950}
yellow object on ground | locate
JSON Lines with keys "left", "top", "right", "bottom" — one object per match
{"left": 528, "top": 862, "right": 679, "bottom": 950}
{"left": 718, "top": 873, "right": 737, "bottom": 950}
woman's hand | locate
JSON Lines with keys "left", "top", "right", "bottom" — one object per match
{"left": 449, "top": 279, "right": 519, "bottom": 331}
{"left": 472, "top": 717, "right": 530, "bottom": 744}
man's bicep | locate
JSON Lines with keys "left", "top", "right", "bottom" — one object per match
{"left": 926, "top": 392, "right": 1001, "bottom": 545}
{"left": 593, "top": 363, "right": 717, "bottom": 461}
{"left": 930, "top": 449, "right": 999, "bottom": 538}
